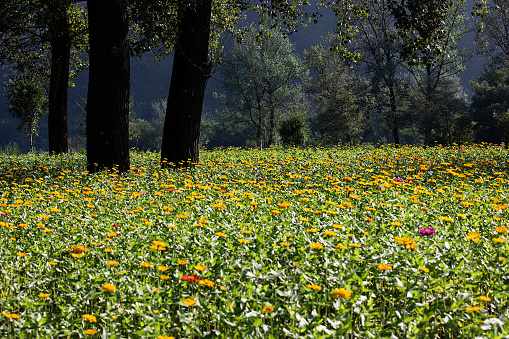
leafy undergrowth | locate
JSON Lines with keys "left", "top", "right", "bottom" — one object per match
{"left": 0, "top": 144, "right": 508, "bottom": 338}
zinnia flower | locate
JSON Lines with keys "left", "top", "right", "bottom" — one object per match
{"left": 182, "top": 274, "right": 199, "bottom": 282}
{"left": 102, "top": 283, "right": 116, "bottom": 292}
{"left": 309, "top": 242, "right": 323, "bottom": 250}
{"left": 84, "top": 329, "right": 98, "bottom": 335}
{"left": 183, "top": 298, "right": 196, "bottom": 306}
{"left": 419, "top": 227, "right": 436, "bottom": 236}
{"left": 261, "top": 305, "right": 275, "bottom": 313}
{"left": 331, "top": 288, "right": 352, "bottom": 299}
{"left": 82, "top": 314, "right": 97, "bottom": 323}
{"left": 477, "top": 296, "right": 491, "bottom": 302}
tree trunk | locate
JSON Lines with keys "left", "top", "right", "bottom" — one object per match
{"left": 160, "top": 0, "right": 212, "bottom": 167}
{"left": 48, "top": 7, "right": 70, "bottom": 155}
{"left": 86, "top": 0, "right": 130, "bottom": 173}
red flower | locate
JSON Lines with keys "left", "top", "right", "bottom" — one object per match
{"left": 113, "top": 224, "right": 119, "bottom": 229}
{"left": 181, "top": 274, "right": 199, "bottom": 282}
{"left": 167, "top": 189, "right": 174, "bottom": 192}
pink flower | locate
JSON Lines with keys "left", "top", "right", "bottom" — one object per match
{"left": 419, "top": 227, "right": 436, "bottom": 236}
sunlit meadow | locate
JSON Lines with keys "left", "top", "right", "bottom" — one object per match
{"left": 0, "top": 144, "right": 508, "bottom": 338}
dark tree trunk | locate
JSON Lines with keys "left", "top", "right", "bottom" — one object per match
{"left": 160, "top": 0, "right": 212, "bottom": 167}
{"left": 86, "top": 0, "right": 130, "bottom": 173}
{"left": 48, "top": 7, "right": 70, "bottom": 155}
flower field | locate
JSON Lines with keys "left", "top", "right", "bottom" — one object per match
{"left": 1, "top": 144, "right": 508, "bottom": 338}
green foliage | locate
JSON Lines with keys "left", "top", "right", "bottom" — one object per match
{"left": 0, "top": 145, "right": 509, "bottom": 337}
{"left": 471, "top": 67, "right": 509, "bottom": 144}
{"left": 279, "top": 114, "right": 307, "bottom": 146}
{"left": 217, "top": 26, "right": 307, "bottom": 148}
{"left": 304, "top": 36, "right": 372, "bottom": 145}
{"left": 6, "top": 72, "right": 48, "bottom": 152}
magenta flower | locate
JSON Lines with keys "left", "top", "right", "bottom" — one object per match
{"left": 394, "top": 178, "right": 404, "bottom": 182}
{"left": 419, "top": 227, "right": 436, "bottom": 236}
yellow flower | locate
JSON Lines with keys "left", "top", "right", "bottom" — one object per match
{"left": 48, "top": 261, "right": 57, "bottom": 266}
{"left": 183, "top": 298, "right": 197, "bottom": 306}
{"left": 440, "top": 216, "right": 453, "bottom": 222}
{"left": 420, "top": 267, "right": 429, "bottom": 273}
{"left": 158, "top": 336, "right": 175, "bottom": 339}
{"left": 84, "top": 329, "right": 98, "bottom": 335}
{"left": 158, "top": 265, "right": 169, "bottom": 272}
{"left": 477, "top": 296, "right": 491, "bottom": 302}
{"left": 306, "top": 228, "right": 318, "bottom": 233}
{"left": 102, "top": 283, "right": 116, "bottom": 292}
{"left": 17, "top": 252, "right": 26, "bottom": 257}
{"left": 495, "top": 226, "right": 508, "bottom": 234}
{"left": 261, "top": 305, "right": 275, "bottom": 313}
{"left": 194, "top": 265, "right": 207, "bottom": 271}
{"left": 238, "top": 239, "right": 250, "bottom": 244}
{"left": 335, "top": 244, "right": 348, "bottom": 250}
{"left": 198, "top": 279, "right": 215, "bottom": 288}
{"left": 38, "top": 293, "right": 50, "bottom": 298}
{"left": 309, "top": 242, "right": 323, "bottom": 250}
{"left": 161, "top": 275, "right": 170, "bottom": 280}
{"left": 107, "top": 231, "right": 117, "bottom": 238}
{"left": 331, "top": 288, "right": 352, "bottom": 299}
{"left": 391, "top": 221, "right": 403, "bottom": 226}
{"left": 348, "top": 243, "right": 361, "bottom": 248}
{"left": 378, "top": 264, "right": 392, "bottom": 271}
{"left": 107, "top": 260, "right": 119, "bottom": 266}
{"left": 216, "top": 232, "right": 226, "bottom": 237}
{"left": 82, "top": 314, "right": 97, "bottom": 323}
{"left": 493, "top": 238, "right": 506, "bottom": 243}
{"left": 71, "top": 253, "right": 85, "bottom": 258}
{"left": 306, "top": 284, "right": 322, "bottom": 291}
{"left": 177, "top": 259, "right": 188, "bottom": 265}
{"left": 140, "top": 262, "right": 153, "bottom": 268}
{"left": 394, "top": 236, "right": 414, "bottom": 245}
{"left": 465, "top": 306, "right": 484, "bottom": 312}
{"left": 2, "top": 311, "right": 20, "bottom": 319}
{"left": 278, "top": 202, "right": 291, "bottom": 209}
{"left": 271, "top": 210, "right": 280, "bottom": 215}
{"left": 322, "top": 230, "right": 337, "bottom": 237}
{"left": 279, "top": 242, "right": 292, "bottom": 246}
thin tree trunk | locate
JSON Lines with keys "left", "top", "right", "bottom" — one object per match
{"left": 86, "top": 0, "right": 130, "bottom": 173}
{"left": 48, "top": 7, "right": 70, "bottom": 155}
{"left": 160, "top": 0, "right": 212, "bottom": 167}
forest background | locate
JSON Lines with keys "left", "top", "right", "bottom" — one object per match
{"left": 0, "top": 0, "right": 503, "bottom": 153}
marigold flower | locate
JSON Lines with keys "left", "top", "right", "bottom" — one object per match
{"left": 107, "top": 260, "right": 119, "bottom": 266}
{"left": 349, "top": 243, "right": 361, "bottom": 248}
{"left": 306, "top": 228, "right": 318, "bottom": 233}
{"left": 279, "top": 242, "right": 292, "bottom": 246}
{"left": 140, "top": 262, "right": 153, "bottom": 268}
{"left": 17, "top": 252, "right": 26, "bottom": 257}
{"left": 177, "top": 259, "right": 188, "bottom": 265}
{"left": 158, "top": 265, "right": 169, "bottom": 272}
{"left": 216, "top": 232, "right": 226, "bottom": 237}
{"left": 331, "top": 288, "right": 352, "bottom": 299}
{"left": 420, "top": 267, "right": 429, "bottom": 273}
{"left": 84, "top": 329, "right": 98, "bottom": 335}
{"left": 335, "top": 244, "right": 348, "bottom": 250}
{"left": 495, "top": 226, "right": 508, "bottom": 234}
{"left": 309, "top": 242, "right": 323, "bottom": 250}
{"left": 158, "top": 336, "right": 175, "bottom": 339}
{"left": 493, "top": 237, "right": 506, "bottom": 243}
{"left": 38, "top": 293, "right": 50, "bottom": 298}
{"left": 71, "top": 253, "right": 85, "bottom": 258}
{"left": 238, "top": 239, "right": 250, "bottom": 244}
{"left": 395, "top": 236, "right": 414, "bottom": 245}
{"left": 194, "top": 265, "right": 207, "bottom": 271}
{"left": 183, "top": 298, "right": 196, "bottom": 306}
{"left": 391, "top": 221, "right": 403, "bottom": 226}
{"left": 323, "top": 230, "right": 337, "bottom": 237}
{"left": 48, "top": 261, "right": 57, "bottom": 266}
{"left": 82, "top": 314, "right": 97, "bottom": 323}
{"left": 102, "top": 283, "right": 116, "bottom": 292}
{"left": 107, "top": 231, "right": 117, "bottom": 238}
{"left": 161, "top": 275, "right": 170, "bottom": 280}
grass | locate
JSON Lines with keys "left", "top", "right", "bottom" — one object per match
{"left": 0, "top": 144, "right": 508, "bottom": 338}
